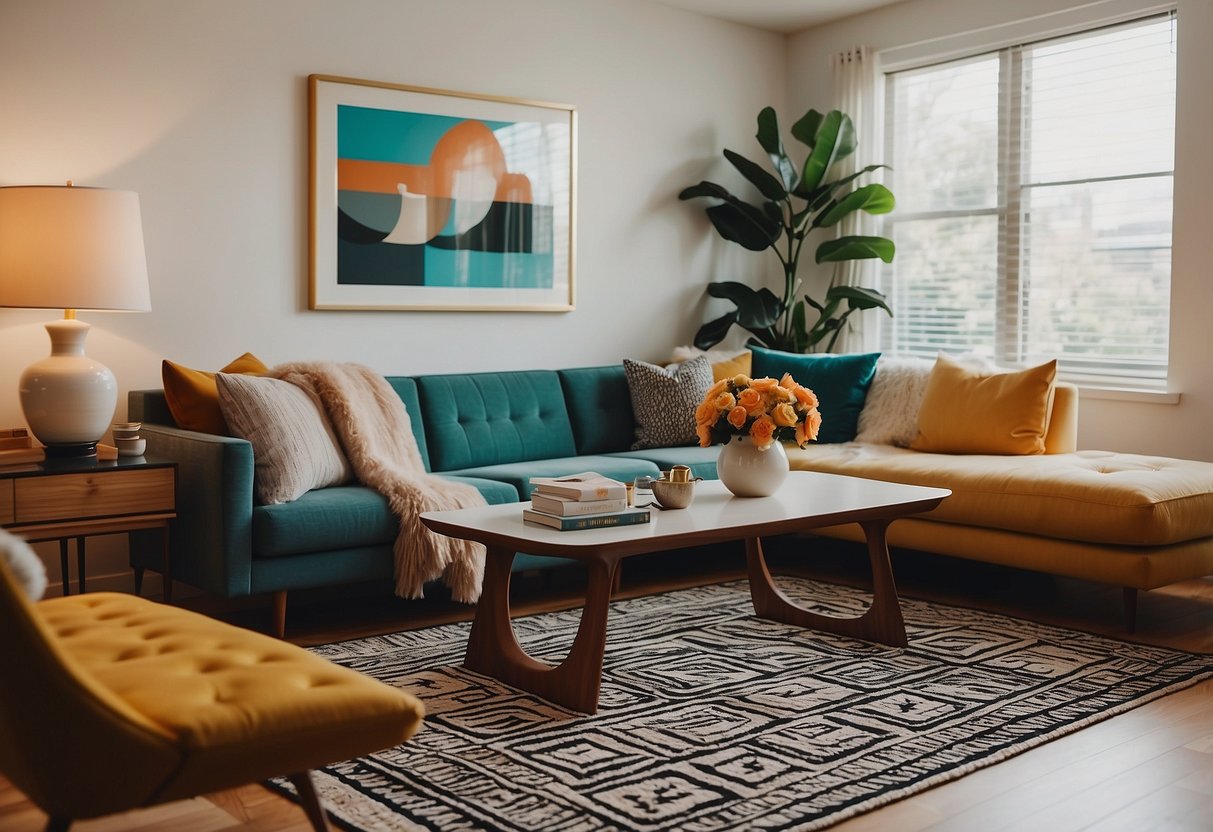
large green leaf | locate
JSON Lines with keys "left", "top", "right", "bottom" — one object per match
{"left": 755, "top": 107, "right": 798, "bottom": 192}
{"left": 678, "top": 181, "right": 734, "bottom": 201}
{"left": 706, "top": 202, "right": 781, "bottom": 251}
{"left": 815, "top": 235, "right": 896, "bottom": 263}
{"left": 824, "top": 284, "right": 892, "bottom": 314}
{"left": 706, "top": 281, "right": 782, "bottom": 329}
{"left": 814, "top": 184, "right": 896, "bottom": 227}
{"left": 694, "top": 310, "right": 738, "bottom": 350}
{"left": 798, "top": 111, "right": 846, "bottom": 194}
{"left": 724, "top": 149, "right": 787, "bottom": 202}
{"left": 790, "top": 109, "right": 825, "bottom": 149}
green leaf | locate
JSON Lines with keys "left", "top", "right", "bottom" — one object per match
{"left": 706, "top": 282, "right": 782, "bottom": 329}
{"left": 815, "top": 184, "right": 896, "bottom": 227}
{"left": 833, "top": 112, "right": 857, "bottom": 162}
{"left": 755, "top": 107, "right": 798, "bottom": 192}
{"left": 694, "top": 310, "right": 738, "bottom": 350}
{"left": 825, "top": 284, "right": 893, "bottom": 315}
{"left": 706, "top": 202, "right": 781, "bottom": 251}
{"left": 724, "top": 149, "right": 787, "bottom": 201}
{"left": 815, "top": 235, "right": 896, "bottom": 264}
{"left": 678, "top": 181, "right": 734, "bottom": 201}
{"left": 798, "top": 111, "right": 845, "bottom": 194}
{"left": 762, "top": 200, "right": 783, "bottom": 226}
{"left": 790, "top": 109, "right": 825, "bottom": 149}
{"left": 790, "top": 300, "right": 808, "bottom": 352}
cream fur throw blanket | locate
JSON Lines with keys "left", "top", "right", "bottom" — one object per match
{"left": 272, "top": 362, "right": 486, "bottom": 602}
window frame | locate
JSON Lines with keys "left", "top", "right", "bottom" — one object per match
{"left": 878, "top": 8, "right": 1178, "bottom": 390}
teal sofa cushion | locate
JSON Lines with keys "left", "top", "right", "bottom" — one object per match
{"left": 749, "top": 346, "right": 880, "bottom": 443}
{"left": 252, "top": 476, "right": 517, "bottom": 557}
{"left": 416, "top": 371, "right": 578, "bottom": 471}
{"left": 558, "top": 365, "right": 634, "bottom": 454}
{"left": 253, "top": 486, "right": 394, "bottom": 557}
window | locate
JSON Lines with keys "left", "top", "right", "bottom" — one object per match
{"left": 883, "top": 13, "right": 1177, "bottom": 387}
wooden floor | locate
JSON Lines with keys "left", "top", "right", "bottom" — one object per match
{"left": 3, "top": 540, "right": 1211, "bottom": 831}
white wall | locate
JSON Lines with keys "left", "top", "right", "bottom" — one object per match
{"left": 788, "top": 0, "right": 1213, "bottom": 462}
{"left": 0, "top": 0, "right": 786, "bottom": 590}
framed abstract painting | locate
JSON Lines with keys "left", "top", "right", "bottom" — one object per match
{"left": 309, "top": 75, "right": 576, "bottom": 311}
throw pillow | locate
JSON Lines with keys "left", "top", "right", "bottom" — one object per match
{"left": 0, "top": 528, "right": 47, "bottom": 601}
{"left": 670, "top": 345, "right": 753, "bottom": 382}
{"left": 623, "top": 355, "right": 713, "bottom": 450}
{"left": 162, "top": 352, "right": 268, "bottom": 435}
{"left": 216, "top": 373, "right": 352, "bottom": 504}
{"left": 910, "top": 354, "right": 1058, "bottom": 455}
{"left": 749, "top": 345, "right": 880, "bottom": 444}
{"left": 854, "top": 355, "right": 936, "bottom": 446}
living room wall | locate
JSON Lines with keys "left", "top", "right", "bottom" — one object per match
{"left": 0, "top": 0, "right": 784, "bottom": 590}
{"left": 0, "top": 0, "right": 784, "bottom": 429}
{"left": 787, "top": 0, "right": 1213, "bottom": 462}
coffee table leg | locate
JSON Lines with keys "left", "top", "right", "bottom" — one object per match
{"left": 746, "top": 520, "right": 908, "bottom": 647}
{"left": 463, "top": 545, "right": 615, "bottom": 714}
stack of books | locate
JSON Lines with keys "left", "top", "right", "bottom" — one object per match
{"left": 523, "top": 472, "right": 650, "bottom": 531}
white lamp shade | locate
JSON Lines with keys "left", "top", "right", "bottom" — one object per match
{"left": 0, "top": 185, "right": 150, "bottom": 311}
{"left": 0, "top": 184, "right": 151, "bottom": 455}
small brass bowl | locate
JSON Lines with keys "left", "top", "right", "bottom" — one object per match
{"left": 651, "top": 478, "right": 696, "bottom": 510}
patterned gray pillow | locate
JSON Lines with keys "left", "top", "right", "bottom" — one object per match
{"left": 623, "top": 355, "right": 713, "bottom": 450}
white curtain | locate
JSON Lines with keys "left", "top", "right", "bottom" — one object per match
{"left": 831, "top": 45, "right": 881, "bottom": 353}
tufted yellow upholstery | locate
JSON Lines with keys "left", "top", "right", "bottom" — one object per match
{"left": 0, "top": 551, "right": 424, "bottom": 831}
{"left": 786, "top": 442, "right": 1213, "bottom": 591}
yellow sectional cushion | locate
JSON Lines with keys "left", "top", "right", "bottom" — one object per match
{"left": 786, "top": 443, "right": 1213, "bottom": 546}
{"left": 710, "top": 351, "right": 752, "bottom": 382}
{"left": 911, "top": 355, "right": 1057, "bottom": 455}
{"left": 37, "top": 592, "right": 423, "bottom": 796}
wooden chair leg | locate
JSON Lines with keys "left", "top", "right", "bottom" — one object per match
{"left": 1123, "top": 587, "right": 1139, "bottom": 633}
{"left": 45, "top": 816, "right": 71, "bottom": 832}
{"left": 133, "top": 566, "right": 145, "bottom": 596}
{"left": 273, "top": 590, "right": 288, "bottom": 639}
{"left": 287, "top": 770, "right": 331, "bottom": 832}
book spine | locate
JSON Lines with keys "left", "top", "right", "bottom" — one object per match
{"left": 531, "top": 496, "right": 628, "bottom": 516}
{"left": 560, "top": 511, "right": 650, "bottom": 531}
{"left": 524, "top": 510, "right": 650, "bottom": 531}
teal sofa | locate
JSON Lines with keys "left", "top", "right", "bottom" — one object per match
{"left": 128, "top": 365, "right": 719, "bottom": 635}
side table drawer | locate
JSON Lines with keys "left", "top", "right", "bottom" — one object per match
{"left": 0, "top": 479, "right": 12, "bottom": 524}
{"left": 14, "top": 468, "right": 175, "bottom": 523}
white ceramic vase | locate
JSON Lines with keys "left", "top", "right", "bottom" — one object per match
{"left": 716, "top": 436, "right": 789, "bottom": 497}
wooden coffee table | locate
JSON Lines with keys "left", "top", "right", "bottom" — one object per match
{"left": 421, "top": 472, "right": 949, "bottom": 714}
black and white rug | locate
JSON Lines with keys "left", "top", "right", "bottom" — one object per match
{"left": 275, "top": 578, "right": 1212, "bottom": 831}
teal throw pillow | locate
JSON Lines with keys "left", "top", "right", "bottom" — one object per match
{"left": 749, "top": 346, "right": 880, "bottom": 444}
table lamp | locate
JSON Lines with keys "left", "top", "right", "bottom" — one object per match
{"left": 0, "top": 183, "right": 151, "bottom": 458}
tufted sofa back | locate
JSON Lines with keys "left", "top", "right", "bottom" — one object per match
{"left": 413, "top": 370, "right": 579, "bottom": 472}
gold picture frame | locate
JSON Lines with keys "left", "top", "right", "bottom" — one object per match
{"left": 309, "top": 74, "right": 576, "bottom": 311}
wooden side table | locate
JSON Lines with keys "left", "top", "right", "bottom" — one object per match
{"left": 0, "top": 456, "right": 177, "bottom": 600}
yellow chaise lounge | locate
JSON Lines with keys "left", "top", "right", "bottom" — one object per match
{"left": 0, "top": 529, "right": 424, "bottom": 832}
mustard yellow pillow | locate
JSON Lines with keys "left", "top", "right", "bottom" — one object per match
{"left": 162, "top": 353, "right": 268, "bottom": 434}
{"left": 910, "top": 355, "right": 1057, "bottom": 455}
{"left": 711, "top": 351, "right": 752, "bottom": 382}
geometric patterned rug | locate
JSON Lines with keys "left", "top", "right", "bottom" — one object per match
{"left": 271, "top": 577, "right": 1212, "bottom": 831}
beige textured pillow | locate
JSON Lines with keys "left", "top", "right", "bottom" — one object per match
{"left": 216, "top": 373, "right": 352, "bottom": 504}
{"left": 910, "top": 355, "right": 1057, "bottom": 455}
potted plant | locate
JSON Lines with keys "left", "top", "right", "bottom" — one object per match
{"left": 680, "top": 107, "right": 896, "bottom": 353}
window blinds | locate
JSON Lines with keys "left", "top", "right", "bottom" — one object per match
{"left": 884, "top": 13, "right": 1176, "bottom": 386}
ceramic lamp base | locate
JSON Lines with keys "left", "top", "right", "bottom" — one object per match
{"left": 18, "top": 318, "right": 117, "bottom": 456}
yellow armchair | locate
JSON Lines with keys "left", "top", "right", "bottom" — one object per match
{"left": 0, "top": 532, "right": 424, "bottom": 831}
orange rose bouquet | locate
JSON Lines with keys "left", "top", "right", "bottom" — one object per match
{"left": 695, "top": 373, "right": 822, "bottom": 451}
